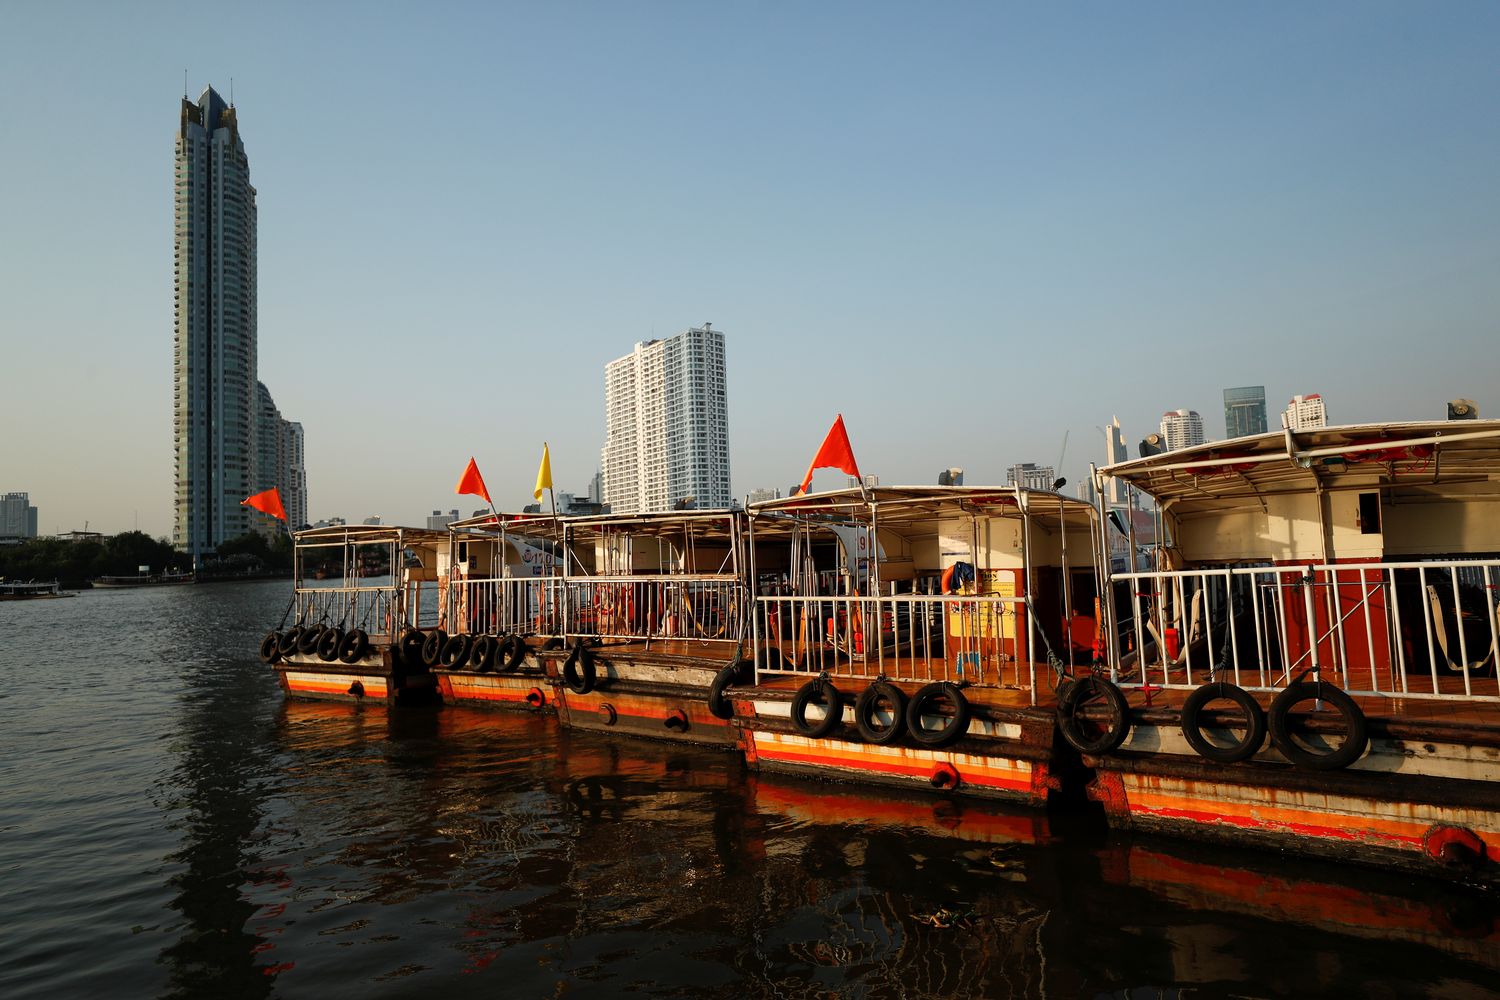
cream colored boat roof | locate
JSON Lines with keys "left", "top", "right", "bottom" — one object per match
{"left": 1104, "top": 420, "right": 1500, "bottom": 504}
{"left": 449, "top": 508, "right": 747, "bottom": 542}
{"left": 293, "top": 523, "right": 450, "bottom": 548}
{"left": 748, "top": 485, "right": 1096, "bottom": 529}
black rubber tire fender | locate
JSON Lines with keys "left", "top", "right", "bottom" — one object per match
{"left": 297, "top": 625, "right": 325, "bottom": 656}
{"left": 707, "top": 660, "right": 751, "bottom": 720}
{"left": 259, "top": 632, "right": 282, "bottom": 664}
{"left": 338, "top": 628, "right": 369, "bottom": 665}
{"left": 316, "top": 627, "right": 345, "bottom": 662}
{"left": 469, "top": 634, "right": 497, "bottom": 672}
{"left": 1268, "top": 680, "right": 1368, "bottom": 771}
{"left": 790, "top": 679, "right": 843, "bottom": 738}
{"left": 564, "top": 641, "right": 597, "bottom": 695}
{"left": 440, "top": 634, "right": 472, "bottom": 668}
{"left": 498, "top": 634, "right": 527, "bottom": 673}
{"left": 1056, "top": 676, "right": 1131, "bottom": 755}
{"left": 542, "top": 636, "right": 565, "bottom": 652}
{"left": 906, "top": 681, "right": 971, "bottom": 747}
{"left": 421, "top": 629, "right": 448, "bottom": 667}
{"left": 398, "top": 628, "right": 425, "bottom": 669}
{"left": 1180, "top": 682, "right": 1267, "bottom": 764}
{"left": 855, "top": 681, "right": 909, "bottom": 745}
{"left": 278, "top": 626, "right": 305, "bottom": 657}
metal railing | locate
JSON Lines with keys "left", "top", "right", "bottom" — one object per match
{"left": 752, "top": 593, "right": 1030, "bottom": 688}
{"left": 564, "top": 576, "right": 744, "bottom": 644}
{"left": 1109, "top": 559, "right": 1500, "bottom": 702}
{"left": 447, "top": 576, "right": 564, "bottom": 637}
{"left": 293, "top": 581, "right": 400, "bottom": 642}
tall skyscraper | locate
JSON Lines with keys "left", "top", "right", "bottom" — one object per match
{"left": 601, "top": 324, "right": 731, "bottom": 513}
{"left": 1103, "top": 416, "right": 1128, "bottom": 505}
{"left": 1, "top": 492, "right": 38, "bottom": 539}
{"left": 173, "top": 86, "right": 300, "bottom": 558}
{"left": 1223, "top": 386, "right": 1268, "bottom": 439}
{"left": 1160, "top": 409, "right": 1206, "bottom": 451}
{"left": 1285, "top": 393, "right": 1328, "bottom": 431}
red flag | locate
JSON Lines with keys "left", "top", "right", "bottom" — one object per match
{"left": 796, "top": 414, "right": 862, "bottom": 495}
{"left": 455, "top": 457, "right": 492, "bottom": 505}
{"left": 241, "top": 487, "right": 287, "bottom": 521}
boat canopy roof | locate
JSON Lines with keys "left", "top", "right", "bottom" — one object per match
{"left": 293, "top": 524, "right": 450, "bottom": 549}
{"left": 449, "top": 508, "right": 745, "bottom": 543}
{"left": 1103, "top": 420, "right": 1500, "bottom": 507}
{"left": 748, "top": 485, "right": 1097, "bottom": 531}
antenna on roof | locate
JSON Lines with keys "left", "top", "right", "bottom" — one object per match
{"left": 1054, "top": 429, "right": 1070, "bottom": 489}
{"left": 183, "top": 69, "right": 188, "bottom": 99}
{"left": 230, "top": 77, "right": 234, "bottom": 106}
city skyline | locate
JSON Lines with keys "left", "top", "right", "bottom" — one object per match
{"left": 3, "top": 4, "right": 1498, "bottom": 536}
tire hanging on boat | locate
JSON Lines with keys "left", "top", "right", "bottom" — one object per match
{"left": 1180, "top": 681, "right": 1266, "bottom": 763}
{"left": 398, "top": 628, "right": 426, "bottom": 669}
{"left": 338, "top": 628, "right": 370, "bottom": 665}
{"left": 790, "top": 679, "right": 843, "bottom": 738}
{"left": 297, "top": 625, "right": 325, "bottom": 656}
{"left": 259, "top": 632, "right": 282, "bottom": 664}
{"left": 278, "top": 626, "right": 305, "bottom": 657}
{"left": 906, "top": 682, "right": 970, "bottom": 747}
{"left": 707, "top": 660, "right": 751, "bottom": 720}
{"left": 421, "top": 629, "right": 448, "bottom": 668}
{"left": 564, "top": 641, "right": 596, "bottom": 695}
{"left": 1056, "top": 675, "right": 1130, "bottom": 755}
{"left": 1267, "top": 680, "right": 1368, "bottom": 771}
{"left": 469, "top": 634, "right": 497, "bottom": 672}
{"left": 440, "top": 634, "right": 472, "bottom": 668}
{"left": 855, "top": 680, "right": 908, "bottom": 745}
{"left": 498, "top": 634, "right": 527, "bottom": 673}
{"left": 317, "top": 627, "right": 345, "bottom": 662}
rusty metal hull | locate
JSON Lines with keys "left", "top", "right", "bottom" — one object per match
{"left": 274, "top": 648, "right": 437, "bottom": 705}
{"left": 434, "top": 668, "right": 553, "bottom": 713}
{"left": 540, "top": 647, "right": 740, "bottom": 747}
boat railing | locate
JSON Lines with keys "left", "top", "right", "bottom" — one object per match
{"left": 563, "top": 575, "right": 744, "bottom": 644}
{"left": 1108, "top": 558, "right": 1500, "bottom": 702}
{"left": 752, "top": 593, "right": 1030, "bottom": 689}
{"left": 447, "top": 576, "right": 564, "bottom": 637}
{"left": 293, "top": 582, "right": 400, "bottom": 641}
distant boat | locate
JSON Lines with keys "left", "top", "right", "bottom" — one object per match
{"left": 0, "top": 579, "right": 73, "bottom": 600}
{"left": 91, "top": 571, "right": 196, "bottom": 589}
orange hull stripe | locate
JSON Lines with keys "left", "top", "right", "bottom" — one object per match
{"left": 286, "top": 678, "right": 388, "bottom": 698}
{"left": 759, "top": 744, "right": 1032, "bottom": 792}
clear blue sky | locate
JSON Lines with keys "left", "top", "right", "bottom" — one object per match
{"left": 2, "top": 1, "right": 1497, "bottom": 536}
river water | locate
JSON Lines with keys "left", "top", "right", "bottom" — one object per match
{"left": 1, "top": 581, "right": 1496, "bottom": 998}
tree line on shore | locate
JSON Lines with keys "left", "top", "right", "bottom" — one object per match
{"left": 0, "top": 531, "right": 295, "bottom": 587}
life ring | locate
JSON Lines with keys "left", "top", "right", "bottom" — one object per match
{"left": 790, "top": 679, "right": 843, "bottom": 738}
{"left": 469, "top": 634, "right": 497, "bottom": 672}
{"left": 1180, "top": 682, "right": 1266, "bottom": 763}
{"left": 1056, "top": 676, "right": 1130, "bottom": 754}
{"left": 525, "top": 686, "right": 546, "bottom": 708}
{"left": 707, "top": 661, "right": 751, "bottom": 720}
{"left": 297, "top": 625, "right": 325, "bottom": 656}
{"left": 664, "top": 709, "right": 690, "bottom": 731}
{"left": 941, "top": 561, "right": 976, "bottom": 595}
{"left": 278, "top": 626, "right": 305, "bottom": 657}
{"left": 907, "top": 682, "right": 971, "bottom": 747}
{"left": 564, "top": 641, "right": 596, "bottom": 694}
{"left": 498, "top": 634, "right": 527, "bottom": 673}
{"left": 421, "top": 629, "right": 448, "bottom": 668}
{"left": 259, "top": 632, "right": 282, "bottom": 664}
{"left": 930, "top": 762, "right": 961, "bottom": 789}
{"left": 338, "top": 629, "right": 369, "bottom": 665}
{"left": 399, "top": 628, "right": 426, "bottom": 670}
{"left": 440, "top": 634, "right": 472, "bottom": 668}
{"left": 1267, "top": 681, "right": 1368, "bottom": 770}
{"left": 316, "top": 627, "right": 345, "bottom": 662}
{"left": 855, "top": 681, "right": 908, "bottom": 745}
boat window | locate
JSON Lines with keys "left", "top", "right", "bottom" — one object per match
{"left": 1358, "top": 492, "right": 1381, "bottom": 535}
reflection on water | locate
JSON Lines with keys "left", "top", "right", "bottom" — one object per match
{"left": 0, "top": 581, "right": 1496, "bottom": 998}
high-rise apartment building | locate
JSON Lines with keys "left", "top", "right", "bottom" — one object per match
{"left": 1, "top": 492, "right": 38, "bottom": 539}
{"left": 1103, "top": 416, "right": 1128, "bottom": 505}
{"left": 173, "top": 86, "right": 300, "bottom": 559}
{"left": 1160, "top": 409, "right": 1206, "bottom": 451}
{"left": 601, "top": 324, "right": 731, "bottom": 513}
{"left": 1006, "top": 463, "right": 1056, "bottom": 491}
{"left": 1285, "top": 393, "right": 1328, "bottom": 431}
{"left": 1224, "top": 386, "right": 1268, "bottom": 439}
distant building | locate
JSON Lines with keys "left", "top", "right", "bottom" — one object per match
{"left": 937, "top": 468, "right": 964, "bottom": 486}
{"left": 426, "top": 509, "right": 460, "bottom": 531}
{"left": 1223, "top": 386, "right": 1268, "bottom": 439}
{"left": 1160, "top": 409, "right": 1206, "bottom": 451}
{"left": 311, "top": 516, "right": 346, "bottom": 529}
{"left": 57, "top": 530, "right": 105, "bottom": 544}
{"left": 849, "top": 475, "right": 880, "bottom": 489}
{"left": 746, "top": 488, "right": 780, "bottom": 505}
{"left": 362, "top": 516, "right": 382, "bottom": 526}
{"left": 0, "top": 492, "right": 38, "bottom": 539}
{"left": 254, "top": 383, "right": 309, "bottom": 534}
{"left": 1007, "top": 463, "right": 1056, "bottom": 491}
{"left": 586, "top": 471, "right": 603, "bottom": 506}
{"left": 1103, "top": 417, "right": 1128, "bottom": 505}
{"left": 1285, "top": 393, "right": 1328, "bottom": 431}
{"left": 601, "top": 324, "right": 731, "bottom": 513}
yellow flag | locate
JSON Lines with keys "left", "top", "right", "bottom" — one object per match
{"left": 534, "top": 443, "right": 553, "bottom": 501}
